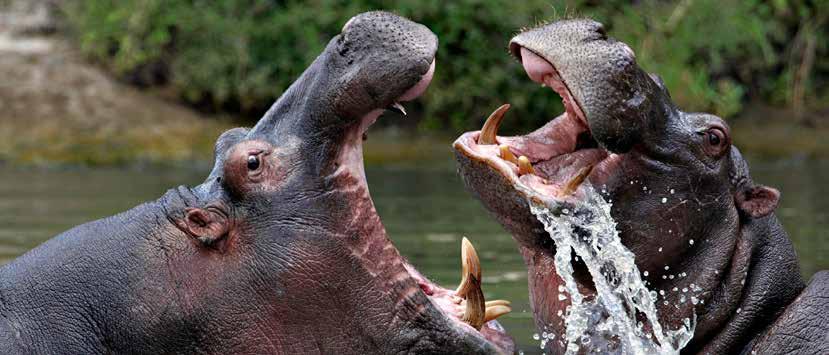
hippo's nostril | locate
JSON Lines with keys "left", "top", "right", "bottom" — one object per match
{"left": 596, "top": 26, "right": 608, "bottom": 40}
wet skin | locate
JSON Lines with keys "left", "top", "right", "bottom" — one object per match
{"left": 0, "top": 12, "right": 513, "bottom": 354}
{"left": 454, "top": 19, "right": 827, "bottom": 354}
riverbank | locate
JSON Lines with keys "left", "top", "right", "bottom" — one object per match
{"left": 0, "top": 1, "right": 825, "bottom": 167}
{"left": 0, "top": 0, "right": 234, "bottom": 166}
{"left": 730, "top": 104, "right": 829, "bottom": 159}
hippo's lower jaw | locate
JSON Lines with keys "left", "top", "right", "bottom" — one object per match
{"left": 329, "top": 59, "right": 514, "bottom": 353}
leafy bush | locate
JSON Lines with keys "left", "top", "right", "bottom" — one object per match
{"left": 63, "top": 0, "right": 827, "bottom": 133}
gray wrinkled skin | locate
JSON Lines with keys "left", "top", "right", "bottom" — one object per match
{"left": 455, "top": 19, "right": 826, "bottom": 354}
{"left": 0, "top": 12, "right": 503, "bottom": 354}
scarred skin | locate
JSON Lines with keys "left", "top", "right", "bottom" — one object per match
{"left": 0, "top": 12, "right": 512, "bottom": 354}
{"left": 453, "top": 19, "right": 827, "bottom": 354}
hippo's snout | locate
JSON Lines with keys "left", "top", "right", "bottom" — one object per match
{"left": 248, "top": 11, "right": 437, "bottom": 142}
{"left": 509, "top": 19, "right": 669, "bottom": 153}
{"left": 334, "top": 11, "right": 437, "bottom": 119}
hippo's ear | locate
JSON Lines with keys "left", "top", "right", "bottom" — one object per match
{"left": 735, "top": 185, "right": 780, "bottom": 218}
{"left": 182, "top": 206, "right": 230, "bottom": 249}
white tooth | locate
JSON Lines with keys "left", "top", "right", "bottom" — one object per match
{"left": 392, "top": 102, "right": 407, "bottom": 116}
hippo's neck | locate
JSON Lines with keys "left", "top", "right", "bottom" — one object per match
{"left": 689, "top": 215, "right": 804, "bottom": 354}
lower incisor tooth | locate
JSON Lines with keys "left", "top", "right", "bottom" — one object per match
{"left": 561, "top": 164, "right": 594, "bottom": 196}
{"left": 484, "top": 304, "right": 512, "bottom": 322}
{"left": 485, "top": 300, "right": 511, "bottom": 307}
{"left": 499, "top": 145, "right": 518, "bottom": 164}
{"left": 518, "top": 156, "right": 534, "bottom": 175}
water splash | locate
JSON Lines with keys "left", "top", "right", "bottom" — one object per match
{"left": 528, "top": 186, "right": 695, "bottom": 354}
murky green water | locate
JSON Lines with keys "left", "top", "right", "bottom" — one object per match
{"left": 0, "top": 157, "right": 826, "bottom": 353}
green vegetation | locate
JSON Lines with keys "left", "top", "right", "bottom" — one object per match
{"left": 63, "top": 0, "right": 827, "bottom": 134}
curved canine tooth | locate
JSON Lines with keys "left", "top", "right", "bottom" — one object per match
{"left": 561, "top": 164, "right": 595, "bottom": 196}
{"left": 485, "top": 300, "right": 511, "bottom": 307}
{"left": 518, "top": 156, "right": 534, "bottom": 175}
{"left": 461, "top": 274, "right": 486, "bottom": 330}
{"left": 499, "top": 144, "right": 518, "bottom": 164}
{"left": 478, "top": 104, "right": 511, "bottom": 145}
{"left": 456, "top": 237, "right": 482, "bottom": 295}
{"left": 484, "top": 304, "right": 512, "bottom": 322}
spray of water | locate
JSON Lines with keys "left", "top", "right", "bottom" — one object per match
{"left": 528, "top": 186, "right": 695, "bottom": 354}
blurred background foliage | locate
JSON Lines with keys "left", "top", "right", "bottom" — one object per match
{"left": 62, "top": 0, "right": 827, "bottom": 134}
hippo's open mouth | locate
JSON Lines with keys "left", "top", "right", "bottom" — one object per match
{"left": 452, "top": 45, "right": 630, "bottom": 296}
{"left": 341, "top": 57, "right": 514, "bottom": 353}
{"left": 454, "top": 46, "right": 622, "bottom": 218}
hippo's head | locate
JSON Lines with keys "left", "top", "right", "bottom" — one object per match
{"left": 454, "top": 19, "right": 785, "bottom": 352}
{"left": 168, "top": 12, "right": 511, "bottom": 353}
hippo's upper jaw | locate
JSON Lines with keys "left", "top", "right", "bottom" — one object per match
{"left": 454, "top": 19, "right": 799, "bottom": 353}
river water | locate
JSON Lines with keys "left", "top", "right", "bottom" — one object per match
{"left": 0, "top": 157, "right": 826, "bottom": 353}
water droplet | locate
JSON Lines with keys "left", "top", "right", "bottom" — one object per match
{"left": 736, "top": 308, "right": 741, "bottom": 314}
{"left": 689, "top": 239, "right": 694, "bottom": 245}
{"left": 661, "top": 197, "right": 667, "bottom": 203}
{"left": 643, "top": 271, "right": 649, "bottom": 276}
{"left": 664, "top": 266, "right": 670, "bottom": 270}
{"left": 533, "top": 333, "right": 540, "bottom": 341}
{"left": 658, "top": 247, "right": 663, "bottom": 252}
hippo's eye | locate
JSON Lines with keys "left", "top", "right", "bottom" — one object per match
{"left": 707, "top": 128, "right": 724, "bottom": 147}
{"left": 246, "top": 154, "right": 260, "bottom": 171}
{"left": 701, "top": 127, "right": 728, "bottom": 158}
{"left": 708, "top": 131, "right": 720, "bottom": 146}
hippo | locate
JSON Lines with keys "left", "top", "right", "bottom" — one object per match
{"left": 0, "top": 12, "right": 513, "bottom": 354}
{"left": 453, "top": 19, "right": 827, "bottom": 354}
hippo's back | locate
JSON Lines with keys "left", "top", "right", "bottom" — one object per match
{"left": 0, "top": 199, "right": 176, "bottom": 353}
{"left": 748, "top": 271, "right": 829, "bottom": 354}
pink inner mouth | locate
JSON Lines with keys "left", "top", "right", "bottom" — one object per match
{"left": 343, "top": 58, "right": 514, "bottom": 353}
{"left": 454, "top": 47, "right": 621, "bottom": 201}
